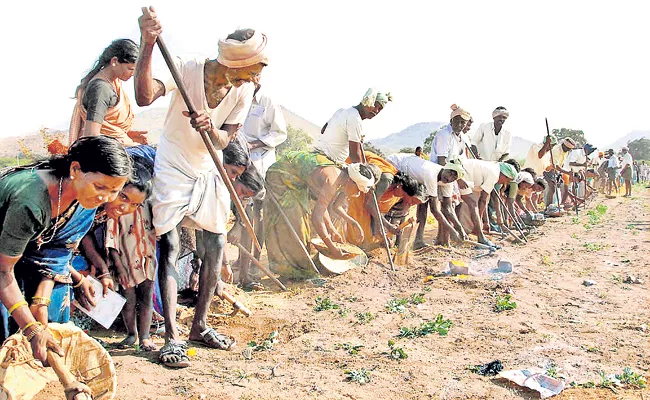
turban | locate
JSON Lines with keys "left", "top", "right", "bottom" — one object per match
{"left": 443, "top": 158, "right": 466, "bottom": 179}
{"left": 450, "top": 104, "right": 471, "bottom": 121}
{"left": 492, "top": 107, "right": 510, "bottom": 119}
{"left": 544, "top": 134, "right": 558, "bottom": 145}
{"left": 499, "top": 162, "right": 518, "bottom": 180}
{"left": 362, "top": 88, "right": 392, "bottom": 108}
{"left": 217, "top": 30, "right": 269, "bottom": 68}
{"left": 347, "top": 163, "right": 375, "bottom": 193}
{"left": 515, "top": 171, "right": 534, "bottom": 185}
{"left": 561, "top": 138, "right": 576, "bottom": 150}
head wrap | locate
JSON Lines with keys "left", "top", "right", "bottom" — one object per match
{"left": 622, "top": 146, "right": 629, "bottom": 152}
{"left": 607, "top": 148, "right": 614, "bottom": 155}
{"left": 584, "top": 143, "right": 596, "bottom": 154}
{"left": 362, "top": 88, "right": 392, "bottom": 108}
{"left": 450, "top": 104, "right": 471, "bottom": 121}
{"left": 598, "top": 151, "right": 604, "bottom": 158}
{"left": 347, "top": 163, "right": 375, "bottom": 193}
{"left": 515, "top": 171, "right": 534, "bottom": 185}
{"left": 561, "top": 137, "right": 576, "bottom": 150}
{"left": 492, "top": 107, "right": 509, "bottom": 119}
{"left": 499, "top": 162, "right": 518, "bottom": 180}
{"left": 217, "top": 30, "right": 269, "bottom": 68}
{"left": 443, "top": 158, "right": 466, "bottom": 179}
{"left": 544, "top": 134, "right": 558, "bottom": 145}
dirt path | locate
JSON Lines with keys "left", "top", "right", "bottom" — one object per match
{"left": 38, "top": 189, "right": 649, "bottom": 400}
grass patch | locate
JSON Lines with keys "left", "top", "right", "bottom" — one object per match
{"left": 541, "top": 255, "right": 553, "bottom": 265}
{"left": 344, "top": 368, "right": 371, "bottom": 384}
{"left": 583, "top": 242, "right": 607, "bottom": 252}
{"left": 495, "top": 295, "right": 517, "bottom": 312}
{"left": 314, "top": 296, "right": 340, "bottom": 312}
{"left": 355, "top": 312, "right": 375, "bottom": 325}
{"left": 397, "top": 315, "right": 452, "bottom": 338}
{"left": 334, "top": 342, "right": 364, "bottom": 355}
{"left": 546, "top": 363, "right": 558, "bottom": 378}
{"left": 616, "top": 367, "right": 647, "bottom": 388}
{"left": 572, "top": 216, "right": 580, "bottom": 224}
{"left": 385, "top": 340, "right": 408, "bottom": 360}
{"left": 248, "top": 330, "right": 279, "bottom": 352}
{"left": 385, "top": 293, "right": 426, "bottom": 314}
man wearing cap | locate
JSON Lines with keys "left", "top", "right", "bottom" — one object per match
{"left": 470, "top": 106, "right": 512, "bottom": 161}
{"left": 620, "top": 147, "right": 634, "bottom": 197}
{"left": 455, "top": 159, "right": 518, "bottom": 246}
{"left": 136, "top": 7, "right": 268, "bottom": 367}
{"left": 431, "top": 104, "right": 472, "bottom": 165}
{"left": 316, "top": 88, "right": 392, "bottom": 163}
{"left": 386, "top": 153, "right": 466, "bottom": 248}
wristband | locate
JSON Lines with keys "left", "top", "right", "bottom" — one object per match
{"left": 96, "top": 273, "right": 111, "bottom": 280}
{"left": 8, "top": 300, "right": 28, "bottom": 315}
{"left": 25, "top": 324, "right": 45, "bottom": 342}
{"left": 31, "top": 297, "right": 51, "bottom": 307}
{"left": 73, "top": 276, "right": 85, "bottom": 288}
{"left": 21, "top": 321, "right": 41, "bottom": 335}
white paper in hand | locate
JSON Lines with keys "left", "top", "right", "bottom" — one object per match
{"left": 73, "top": 275, "right": 126, "bottom": 329}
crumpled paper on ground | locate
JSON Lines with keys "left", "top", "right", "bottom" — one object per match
{"left": 498, "top": 367, "right": 565, "bottom": 399}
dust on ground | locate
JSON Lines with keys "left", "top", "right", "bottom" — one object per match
{"left": 37, "top": 189, "right": 650, "bottom": 400}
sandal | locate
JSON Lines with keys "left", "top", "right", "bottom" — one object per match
{"left": 159, "top": 340, "right": 191, "bottom": 368}
{"left": 190, "top": 328, "right": 236, "bottom": 350}
{"left": 64, "top": 382, "right": 92, "bottom": 400}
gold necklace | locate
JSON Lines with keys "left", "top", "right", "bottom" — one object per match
{"left": 37, "top": 177, "right": 63, "bottom": 249}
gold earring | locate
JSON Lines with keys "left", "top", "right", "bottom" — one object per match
{"left": 70, "top": 176, "right": 74, "bottom": 180}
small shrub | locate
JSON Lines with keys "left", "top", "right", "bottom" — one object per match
{"left": 495, "top": 295, "right": 517, "bottom": 312}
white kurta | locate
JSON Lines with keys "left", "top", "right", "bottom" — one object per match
{"left": 458, "top": 159, "right": 501, "bottom": 196}
{"left": 430, "top": 124, "right": 470, "bottom": 164}
{"left": 386, "top": 153, "right": 453, "bottom": 198}
{"left": 151, "top": 56, "right": 254, "bottom": 235}
{"left": 471, "top": 122, "right": 512, "bottom": 161}
{"left": 241, "top": 88, "right": 287, "bottom": 175}
{"left": 315, "top": 107, "right": 363, "bottom": 163}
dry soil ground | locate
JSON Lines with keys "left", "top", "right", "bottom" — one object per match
{"left": 37, "top": 187, "right": 649, "bottom": 400}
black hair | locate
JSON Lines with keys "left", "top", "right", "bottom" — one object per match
{"left": 125, "top": 155, "right": 154, "bottom": 199}
{"left": 504, "top": 158, "right": 521, "bottom": 173}
{"left": 522, "top": 167, "right": 537, "bottom": 179}
{"left": 394, "top": 171, "right": 419, "bottom": 197}
{"left": 238, "top": 165, "right": 265, "bottom": 194}
{"left": 36, "top": 136, "right": 132, "bottom": 179}
{"left": 223, "top": 141, "right": 250, "bottom": 167}
{"left": 75, "top": 39, "right": 139, "bottom": 96}
{"left": 495, "top": 106, "right": 507, "bottom": 111}
{"left": 534, "top": 177, "right": 548, "bottom": 191}
{"left": 415, "top": 146, "right": 422, "bottom": 151}
{"left": 358, "top": 164, "right": 373, "bottom": 180}
{"left": 226, "top": 29, "right": 255, "bottom": 42}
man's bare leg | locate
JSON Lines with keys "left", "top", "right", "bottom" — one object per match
{"left": 238, "top": 204, "right": 254, "bottom": 287}
{"left": 159, "top": 227, "right": 181, "bottom": 343}
{"left": 461, "top": 194, "right": 493, "bottom": 246}
{"left": 188, "top": 231, "right": 227, "bottom": 345}
{"left": 413, "top": 201, "right": 429, "bottom": 250}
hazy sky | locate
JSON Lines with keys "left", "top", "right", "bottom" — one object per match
{"left": 2, "top": 0, "right": 649, "bottom": 147}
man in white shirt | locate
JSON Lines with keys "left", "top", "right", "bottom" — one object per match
{"left": 136, "top": 8, "right": 267, "bottom": 367}
{"left": 431, "top": 104, "right": 471, "bottom": 165}
{"left": 455, "top": 159, "right": 518, "bottom": 246}
{"left": 606, "top": 149, "right": 620, "bottom": 195}
{"left": 386, "top": 153, "right": 466, "bottom": 248}
{"left": 236, "top": 84, "right": 287, "bottom": 289}
{"left": 471, "top": 106, "right": 512, "bottom": 161}
{"left": 316, "top": 88, "right": 391, "bottom": 163}
{"left": 564, "top": 143, "right": 597, "bottom": 201}
{"left": 620, "top": 146, "right": 634, "bottom": 197}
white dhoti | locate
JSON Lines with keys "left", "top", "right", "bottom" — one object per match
{"left": 152, "top": 137, "right": 231, "bottom": 236}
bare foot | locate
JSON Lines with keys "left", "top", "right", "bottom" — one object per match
{"left": 412, "top": 240, "right": 430, "bottom": 250}
{"left": 140, "top": 338, "right": 158, "bottom": 352}
{"left": 118, "top": 335, "right": 137, "bottom": 349}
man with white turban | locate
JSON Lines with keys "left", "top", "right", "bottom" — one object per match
{"left": 431, "top": 104, "right": 472, "bottom": 165}
{"left": 386, "top": 153, "right": 466, "bottom": 248}
{"left": 471, "top": 106, "right": 513, "bottom": 162}
{"left": 136, "top": 7, "right": 269, "bottom": 367}
{"left": 316, "top": 88, "right": 392, "bottom": 163}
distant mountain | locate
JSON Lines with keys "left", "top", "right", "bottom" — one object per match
{"left": 604, "top": 130, "right": 650, "bottom": 150}
{"left": 369, "top": 122, "right": 444, "bottom": 154}
{"left": 369, "top": 122, "right": 534, "bottom": 159}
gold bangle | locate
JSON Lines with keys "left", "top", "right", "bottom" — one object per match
{"left": 21, "top": 321, "right": 41, "bottom": 335}
{"left": 73, "top": 276, "right": 85, "bottom": 288}
{"left": 8, "top": 300, "right": 28, "bottom": 315}
{"left": 96, "top": 273, "right": 111, "bottom": 279}
{"left": 25, "top": 324, "right": 45, "bottom": 342}
{"left": 31, "top": 297, "right": 51, "bottom": 307}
